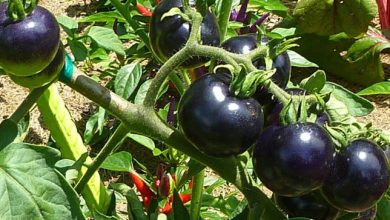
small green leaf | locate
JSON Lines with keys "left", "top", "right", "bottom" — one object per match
{"left": 134, "top": 79, "right": 168, "bottom": 104}
{"left": 287, "top": 50, "right": 318, "bottom": 68}
{"left": 357, "top": 81, "right": 390, "bottom": 95}
{"left": 57, "top": 15, "right": 78, "bottom": 36}
{"left": 88, "top": 26, "right": 125, "bottom": 55}
{"left": 172, "top": 189, "right": 190, "bottom": 220}
{"left": 299, "top": 70, "right": 326, "bottom": 93}
{"left": 111, "top": 183, "right": 148, "bottom": 220}
{"left": 83, "top": 107, "right": 106, "bottom": 144}
{"left": 101, "top": 151, "right": 133, "bottom": 172}
{"left": 79, "top": 11, "right": 126, "bottom": 23}
{"left": 0, "top": 119, "right": 18, "bottom": 150}
{"left": 69, "top": 40, "right": 88, "bottom": 61}
{"left": 114, "top": 63, "right": 142, "bottom": 99}
{"left": 376, "top": 196, "right": 390, "bottom": 220}
{"left": 127, "top": 133, "right": 155, "bottom": 150}
{"left": 321, "top": 82, "right": 374, "bottom": 117}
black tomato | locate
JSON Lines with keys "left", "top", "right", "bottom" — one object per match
{"left": 253, "top": 123, "right": 335, "bottom": 196}
{"left": 275, "top": 192, "right": 338, "bottom": 220}
{"left": 220, "top": 35, "right": 291, "bottom": 104}
{"left": 322, "top": 139, "right": 390, "bottom": 212}
{"left": 178, "top": 73, "right": 264, "bottom": 157}
{"left": 149, "top": 0, "right": 220, "bottom": 68}
{"left": 0, "top": 3, "right": 60, "bottom": 76}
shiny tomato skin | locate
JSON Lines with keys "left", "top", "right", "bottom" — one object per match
{"left": 149, "top": 0, "right": 220, "bottom": 68}
{"left": 253, "top": 122, "right": 335, "bottom": 196}
{"left": 322, "top": 139, "right": 390, "bottom": 212}
{"left": 178, "top": 73, "right": 264, "bottom": 157}
{"left": 275, "top": 192, "right": 338, "bottom": 220}
{"left": 0, "top": 3, "right": 60, "bottom": 76}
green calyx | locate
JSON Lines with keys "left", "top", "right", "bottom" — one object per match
{"left": 7, "top": 0, "right": 38, "bottom": 21}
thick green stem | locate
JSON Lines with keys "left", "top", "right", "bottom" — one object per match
{"left": 217, "top": 0, "right": 233, "bottom": 41}
{"left": 190, "top": 169, "right": 204, "bottom": 220}
{"left": 75, "top": 123, "right": 129, "bottom": 193}
{"left": 110, "top": 0, "right": 151, "bottom": 51}
{"left": 9, "top": 84, "right": 50, "bottom": 124}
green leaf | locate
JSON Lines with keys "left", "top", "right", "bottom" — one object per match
{"left": 293, "top": 0, "right": 377, "bottom": 37}
{"left": 294, "top": 34, "right": 385, "bottom": 86}
{"left": 345, "top": 37, "right": 390, "bottom": 62}
{"left": 0, "top": 119, "right": 18, "bottom": 150}
{"left": 57, "top": 15, "right": 78, "bottom": 36}
{"left": 69, "top": 40, "right": 88, "bottom": 62}
{"left": 172, "top": 189, "right": 190, "bottom": 220}
{"left": 0, "top": 143, "right": 84, "bottom": 219}
{"left": 79, "top": 11, "right": 126, "bottom": 23}
{"left": 83, "top": 107, "right": 106, "bottom": 144}
{"left": 111, "top": 183, "right": 148, "bottom": 220}
{"left": 376, "top": 196, "right": 390, "bottom": 220}
{"left": 127, "top": 133, "right": 155, "bottom": 150}
{"left": 88, "top": 26, "right": 125, "bottom": 55}
{"left": 101, "top": 151, "right": 133, "bottom": 172}
{"left": 299, "top": 70, "right": 326, "bottom": 93}
{"left": 134, "top": 79, "right": 168, "bottom": 104}
{"left": 321, "top": 82, "right": 374, "bottom": 117}
{"left": 287, "top": 50, "right": 318, "bottom": 68}
{"left": 114, "top": 63, "right": 142, "bottom": 99}
{"left": 358, "top": 81, "right": 390, "bottom": 95}
{"left": 251, "top": 0, "right": 288, "bottom": 12}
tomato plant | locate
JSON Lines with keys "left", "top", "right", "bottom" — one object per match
{"left": 0, "top": 0, "right": 389, "bottom": 219}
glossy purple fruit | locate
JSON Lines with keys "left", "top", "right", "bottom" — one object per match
{"left": 253, "top": 122, "right": 335, "bottom": 196}
{"left": 275, "top": 192, "right": 338, "bottom": 220}
{"left": 149, "top": 0, "right": 220, "bottom": 68}
{"left": 0, "top": 3, "right": 60, "bottom": 76}
{"left": 322, "top": 139, "right": 390, "bottom": 212}
{"left": 178, "top": 73, "right": 264, "bottom": 157}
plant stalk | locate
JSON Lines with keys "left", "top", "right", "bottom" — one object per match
{"left": 190, "top": 169, "right": 204, "bottom": 220}
{"left": 75, "top": 123, "right": 129, "bottom": 193}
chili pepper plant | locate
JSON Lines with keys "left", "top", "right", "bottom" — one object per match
{"left": 0, "top": 0, "right": 390, "bottom": 219}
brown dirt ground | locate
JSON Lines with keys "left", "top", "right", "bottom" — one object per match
{"left": 0, "top": 0, "right": 389, "bottom": 217}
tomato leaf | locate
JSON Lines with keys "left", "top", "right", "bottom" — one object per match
{"left": 293, "top": 0, "right": 377, "bottom": 37}
{"left": 357, "top": 81, "right": 390, "bottom": 95}
{"left": 0, "top": 143, "right": 84, "bottom": 219}
{"left": 299, "top": 70, "right": 326, "bottom": 93}
{"left": 376, "top": 196, "right": 390, "bottom": 220}
{"left": 101, "top": 151, "right": 133, "bottom": 172}
{"left": 88, "top": 26, "right": 125, "bottom": 56}
{"left": 57, "top": 15, "right": 78, "bottom": 36}
{"left": 79, "top": 11, "right": 126, "bottom": 23}
{"left": 114, "top": 63, "right": 142, "bottom": 99}
{"left": 287, "top": 50, "right": 318, "bottom": 68}
{"left": 321, "top": 82, "right": 374, "bottom": 117}
{"left": 294, "top": 34, "right": 385, "bottom": 86}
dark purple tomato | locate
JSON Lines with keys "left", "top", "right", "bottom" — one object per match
{"left": 253, "top": 122, "right": 335, "bottom": 196}
{"left": 384, "top": 146, "right": 390, "bottom": 159}
{"left": 149, "top": 0, "right": 220, "bottom": 68}
{"left": 0, "top": 3, "right": 60, "bottom": 76}
{"left": 178, "top": 73, "right": 264, "bottom": 157}
{"left": 322, "top": 139, "right": 390, "bottom": 212}
{"left": 275, "top": 192, "right": 338, "bottom": 220}
{"left": 220, "top": 35, "right": 291, "bottom": 105}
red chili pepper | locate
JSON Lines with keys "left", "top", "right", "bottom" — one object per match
{"left": 136, "top": 3, "right": 153, "bottom": 17}
{"left": 179, "top": 193, "right": 192, "bottom": 203}
{"left": 129, "top": 171, "right": 155, "bottom": 207}
{"left": 159, "top": 201, "right": 173, "bottom": 214}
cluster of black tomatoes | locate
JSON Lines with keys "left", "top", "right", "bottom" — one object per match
{"left": 149, "top": 0, "right": 390, "bottom": 218}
